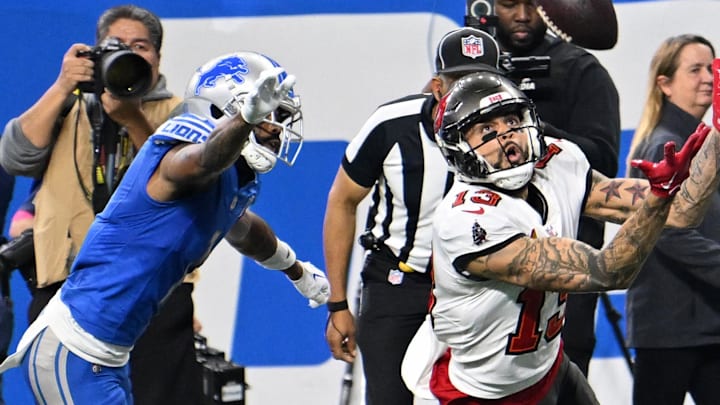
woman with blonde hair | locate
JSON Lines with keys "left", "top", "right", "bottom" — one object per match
{"left": 627, "top": 34, "right": 714, "bottom": 169}
{"left": 626, "top": 34, "right": 720, "bottom": 405}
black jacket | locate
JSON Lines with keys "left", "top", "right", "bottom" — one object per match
{"left": 513, "top": 35, "right": 620, "bottom": 249}
{"left": 627, "top": 101, "right": 720, "bottom": 348}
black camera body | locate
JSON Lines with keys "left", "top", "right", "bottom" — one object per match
{"left": 77, "top": 37, "right": 152, "bottom": 98}
{"left": 464, "top": 0, "right": 551, "bottom": 81}
{"left": 0, "top": 229, "right": 37, "bottom": 289}
{"left": 465, "top": 0, "right": 498, "bottom": 36}
{"left": 195, "top": 334, "right": 247, "bottom": 405}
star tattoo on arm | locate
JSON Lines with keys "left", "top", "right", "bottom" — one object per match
{"left": 624, "top": 181, "right": 648, "bottom": 206}
{"left": 599, "top": 180, "right": 622, "bottom": 202}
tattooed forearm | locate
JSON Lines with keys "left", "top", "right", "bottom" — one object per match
{"left": 471, "top": 236, "right": 599, "bottom": 291}
{"left": 623, "top": 181, "right": 649, "bottom": 206}
{"left": 476, "top": 193, "right": 672, "bottom": 292}
{"left": 597, "top": 200, "right": 662, "bottom": 283}
{"left": 593, "top": 194, "right": 671, "bottom": 290}
{"left": 591, "top": 179, "right": 648, "bottom": 205}
{"left": 670, "top": 130, "right": 720, "bottom": 227}
{"left": 586, "top": 178, "right": 649, "bottom": 224}
{"left": 199, "top": 117, "right": 251, "bottom": 174}
{"left": 523, "top": 238, "right": 597, "bottom": 290}
{"left": 598, "top": 180, "right": 623, "bottom": 202}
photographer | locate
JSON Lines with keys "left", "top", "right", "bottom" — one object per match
{"left": 479, "top": 0, "right": 621, "bottom": 376}
{"left": 0, "top": 5, "right": 203, "bottom": 404}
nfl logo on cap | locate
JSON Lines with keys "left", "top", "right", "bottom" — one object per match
{"left": 462, "top": 35, "right": 485, "bottom": 59}
{"left": 435, "top": 27, "right": 500, "bottom": 74}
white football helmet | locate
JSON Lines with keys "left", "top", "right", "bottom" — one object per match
{"left": 183, "top": 51, "right": 303, "bottom": 173}
{"left": 435, "top": 71, "right": 545, "bottom": 190}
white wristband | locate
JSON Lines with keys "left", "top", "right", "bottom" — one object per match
{"left": 257, "top": 238, "right": 297, "bottom": 270}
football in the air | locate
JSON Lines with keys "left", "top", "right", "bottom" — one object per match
{"left": 536, "top": 0, "right": 618, "bottom": 50}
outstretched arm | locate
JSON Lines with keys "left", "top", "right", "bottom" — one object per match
{"left": 225, "top": 210, "right": 329, "bottom": 308}
{"left": 465, "top": 126, "right": 705, "bottom": 292}
{"left": 669, "top": 127, "right": 720, "bottom": 226}
{"left": 153, "top": 68, "right": 295, "bottom": 199}
{"left": 584, "top": 124, "right": 717, "bottom": 228}
{"left": 467, "top": 192, "right": 669, "bottom": 292}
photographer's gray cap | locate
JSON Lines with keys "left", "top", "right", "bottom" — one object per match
{"left": 435, "top": 27, "right": 500, "bottom": 74}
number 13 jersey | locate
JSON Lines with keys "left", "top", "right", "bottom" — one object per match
{"left": 430, "top": 137, "right": 591, "bottom": 399}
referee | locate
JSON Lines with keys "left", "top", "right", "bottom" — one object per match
{"left": 323, "top": 27, "right": 502, "bottom": 404}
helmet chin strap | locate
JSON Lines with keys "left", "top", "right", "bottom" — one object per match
{"left": 240, "top": 132, "right": 278, "bottom": 174}
{"left": 484, "top": 127, "right": 539, "bottom": 190}
{"left": 487, "top": 162, "right": 534, "bottom": 190}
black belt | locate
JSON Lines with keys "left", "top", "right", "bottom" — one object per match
{"left": 361, "top": 252, "right": 431, "bottom": 285}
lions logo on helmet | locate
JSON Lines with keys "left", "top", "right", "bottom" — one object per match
{"left": 191, "top": 55, "right": 250, "bottom": 96}
{"left": 175, "top": 51, "right": 303, "bottom": 174}
{"left": 435, "top": 71, "right": 546, "bottom": 190}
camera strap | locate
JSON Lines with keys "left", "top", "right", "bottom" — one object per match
{"left": 85, "top": 95, "right": 132, "bottom": 214}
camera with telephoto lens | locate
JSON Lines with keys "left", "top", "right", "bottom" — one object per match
{"left": 0, "top": 229, "right": 37, "bottom": 288}
{"left": 77, "top": 37, "right": 153, "bottom": 98}
{"left": 464, "top": 0, "right": 551, "bottom": 81}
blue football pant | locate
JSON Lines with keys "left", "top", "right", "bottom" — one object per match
{"left": 21, "top": 328, "right": 132, "bottom": 405}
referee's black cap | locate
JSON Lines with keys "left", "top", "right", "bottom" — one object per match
{"left": 435, "top": 27, "right": 500, "bottom": 74}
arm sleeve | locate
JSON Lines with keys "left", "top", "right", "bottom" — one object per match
{"left": 0, "top": 118, "right": 52, "bottom": 177}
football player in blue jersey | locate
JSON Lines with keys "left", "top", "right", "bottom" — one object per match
{"left": 0, "top": 51, "right": 329, "bottom": 404}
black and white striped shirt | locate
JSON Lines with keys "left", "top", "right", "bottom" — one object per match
{"left": 343, "top": 93, "right": 452, "bottom": 273}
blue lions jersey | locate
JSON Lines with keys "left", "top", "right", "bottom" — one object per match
{"left": 61, "top": 114, "right": 259, "bottom": 347}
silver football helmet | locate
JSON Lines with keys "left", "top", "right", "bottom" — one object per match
{"left": 183, "top": 51, "right": 303, "bottom": 173}
{"left": 435, "top": 71, "right": 545, "bottom": 190}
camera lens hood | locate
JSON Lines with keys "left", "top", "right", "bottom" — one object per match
{"left": 101, "top": 50, "right": 152, "bottom": 98}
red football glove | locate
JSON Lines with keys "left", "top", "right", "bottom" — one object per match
{"left": 631, "top": 123, "right": 711, "bottom": 198}
{"left": 713, "top": 58, "right": 720, "bottom": 131}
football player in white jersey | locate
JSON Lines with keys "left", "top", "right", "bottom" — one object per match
{"left": 402, "top": 71, "right": 720, "bottom": 404}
